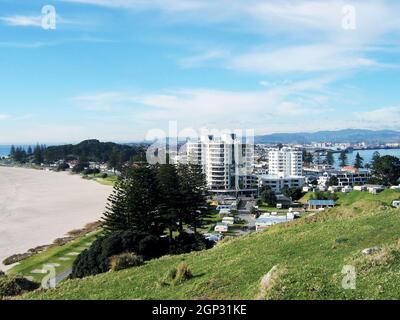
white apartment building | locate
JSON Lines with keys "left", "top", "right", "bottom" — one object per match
{"left": 186, "top": 134, "right": 256, "bottom": 195}
{"left": 268, "top": 148, "right": 303, "bottom": 176}
{"left": 258, "top": 175, "right": 305, "bottom": 194}
{"left": 318, "top": 170, "right": 371, "bottom": 187}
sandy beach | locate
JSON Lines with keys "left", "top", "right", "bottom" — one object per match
{"left": 0, "top": 167, "right": 112, "bottom": 270}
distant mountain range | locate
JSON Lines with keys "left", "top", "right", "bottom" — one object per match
{"left": 254, "top": 129, "right": 400, "bottom": 144}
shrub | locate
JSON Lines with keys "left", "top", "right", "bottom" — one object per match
{"left": 139, "top": 235, "right": 169, "bottom": 260}
{"left": 170, "top": 232, "right": 213, "bottom": 255}
{"left": 161, "top": 262, "right": 193, "bottom": 286}
{"left": 57, "top": 162, "right": 70, "bottom": 171}
{"left": 0, "top": 275, "right": 39, "bottom": 298}
{"left": 110, "top": 252, "right": 143, "bottom": 271}
{"left": 101, "top": 173, "right": 108, "bottom": 179}
{"left": 174, "top": 262, "right": 193, "bottom": 284}
{"left": 71, "top": 231, "right": 169, "bottom": 278}
{"left": 0, "top": 271, "right": 5, "bottom": 277}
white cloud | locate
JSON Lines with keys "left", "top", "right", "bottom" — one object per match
{"left": 355, "top": 106, "right": 400, "bottom": 129}
{"left": 71, "top": 77, "right": 336, "bottom": 134}
{"left": 0, "top": 114, "right": 10, "bottom": 120}
{"left": 229, "top": 44, "right": 379, "bottom": 74}
{"left": 179, "top": 50, "right": 228, "bottom": 68}
{"left": 72, "top": 92, "right": 134, "bottom": 111}
{"left": 0, "top": 15, "right": 42, "bottom": 27}
{"left": 60, "top": 0, "right": 208, "bottom": 12}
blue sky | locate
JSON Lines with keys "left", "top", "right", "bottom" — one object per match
{"left": 0, "top": 0, "right": 400, "bottom": 143}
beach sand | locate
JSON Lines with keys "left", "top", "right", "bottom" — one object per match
{"left": 0, "top": 167, "right": 112, "bottom": 270}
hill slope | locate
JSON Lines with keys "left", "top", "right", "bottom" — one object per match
{"left": 24, "top": 190, "right": 400, "bottom": 300}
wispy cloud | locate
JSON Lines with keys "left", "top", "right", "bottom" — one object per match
{"left": 179, "top": 50, "right": 228, "bottom": 68}
{"left": 0, "top": 114, "right": 11, "bottom": 120}
{"left": 0, "top": 15, "right": 42, "bottom": 27}
{"left": 355, "top": 106, "right": 400, "bottom": 129}
{"left": 71, "top": 77, "right": 337, "bottom": 133}
{"left": 229, "top": 44, "right": 380, "bottom": 74}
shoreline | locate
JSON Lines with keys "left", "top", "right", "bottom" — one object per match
{"left": 0, "top": 166, "right": 112, "bottom": 271}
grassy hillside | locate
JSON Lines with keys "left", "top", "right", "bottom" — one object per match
{"left": 23, "top": 190, "right": 400, "bottom": 300}
{"left": 9, "top": 231, "right": 99, "bottom": 283}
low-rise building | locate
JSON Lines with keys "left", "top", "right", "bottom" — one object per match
{"left": 307, "top": 199, "right": 336, "bottom": 210}
{"left": 258, "top": 174, "right": 305, "bottom": 193}
{"left": 255, "top": 215, "right": 292, "bottom": 231}
{"left": 318, "top": 169, "right": 371, "bottom": 188}
{"left": 366, "top": 184, "right": 385, "bottom": 194}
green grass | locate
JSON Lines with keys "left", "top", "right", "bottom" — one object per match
{"left": 9, "top": 231, "right": 100, "bottom": 283}
{"left": 83, "top": 173, "right": 118, "bottom": 186}
{"left": 22, "top": 190, "right": 400, "bottom": 300}
{"left": 94, "top": 176, "right": 118, "bottom": 186}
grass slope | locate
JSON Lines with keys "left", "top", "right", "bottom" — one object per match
{"left": 24, "top": 190, "right": 400, "bottom": 300}
{"left": 9, "top": 232, "right": 99, "bottom": 283}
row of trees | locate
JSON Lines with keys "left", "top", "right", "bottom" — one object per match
{"left": 10, "top": 144, "right": 46, "bottom": 164}
{"left": 103, "top": 163, "right": 209, "bottom": 236}
{"left": 304, "top": 149, "right": 365, "bottom": 168}
{"left": 9, "top": 140, "right": 147, "bottom": 171}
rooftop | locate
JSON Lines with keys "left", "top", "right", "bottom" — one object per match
{"left": 307, "top": 200, "right": 336, "bottom": 206}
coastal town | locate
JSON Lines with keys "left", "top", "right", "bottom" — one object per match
{"left": 1, "top": 133, "right": 400, "bottom": 244}
{"left": 2, "top": 0, "right": 400, "bottom": 304}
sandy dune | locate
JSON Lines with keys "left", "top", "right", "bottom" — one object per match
{"left": 0, "top": 167, "right": 112, "bottom": 270}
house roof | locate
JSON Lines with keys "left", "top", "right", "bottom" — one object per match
{"left": 256, "top": 216, "right": 288, "bottom": 224}
{"left": 307, "top": 200, "right": 335, "bottom": 206}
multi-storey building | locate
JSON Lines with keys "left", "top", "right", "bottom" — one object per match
{"left": 268, "top": 147, "right": 303, "bottom": 176}
{"left": 318, "top": 169, "right": 371, "bottom": 187}
{"left": 186, "top": 134, "right": 256, "bottom": 195}
{"left": 258, "top": 175, "right": 305, "bottom": 194}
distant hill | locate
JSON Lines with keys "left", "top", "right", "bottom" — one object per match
{"left": 255, "top": 129, "right": 400, "bottom": 144}
{"left": 44, "top": 139, "right": 145, "bottom": 163}
{"left": 22, "top": 190, "right": 400, "bottom": 300}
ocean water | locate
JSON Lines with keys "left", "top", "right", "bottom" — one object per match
{"left": 333, "top": 148, "right": 400, "bottom": 167}
{"left": 0, "top": 145, "right": 11, "bottom": 157}
{"left": 0, "top": 145, "right": 35, "bottom": 158}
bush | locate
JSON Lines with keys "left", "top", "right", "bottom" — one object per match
{"left": 161, "top": 262, "right": 193, "bottom": 286}
{"left": 72, "top": 162, "right": 88, "bottom": 173}
{"left": 71, "top": 231, "right": 169, "bottom": 278}
{"left": 57, "top": 162, "right": 70, "bottom": 171}
{"left": 110, "top": 252, "right": 143, "bottom": 271}
{"left": 139, "top": 235, "right": 169, "bottom": 260}
{"left": 170, "top": 232, "right": 213, "bottom": 255}
{"left": 174, "top": 262, "right": 193, "bottom": 284}
{"left": 0, "top": 275, "right": 39, "bottom": 298}
{"left": 83, "top": 168, "right": 100, "bottom": 175}
{"left": 101, "top": 173, "right": 108, "bottom": 179}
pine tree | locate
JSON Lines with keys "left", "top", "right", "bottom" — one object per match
{"left": 33, "top": 144, "right": 44, "bottom": 165}
{"left": 102, "top": 165, "right": 163, "bottom": 235}
{"left": 302, "top": 150, "right": 313, "bottom": 166}
{"left": 325, "top": 151, "right": 335, "bottom": 166}
{"left": 339, "top": 151, "right": 348, "bottom": 167}
{"left": 354, "top": 152, "right": 364, "bottom": 169}
{"left": 10, "top": 145, "right": 16, "bottom": 158}
{"left": 157, "top": 164, "right": 182, "bottom": 237}
{"left": 108, "top": 147, "right": 121, "bottom": 173}
{"left": 178, "top": 164, "right": 208, "bottom": 233}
